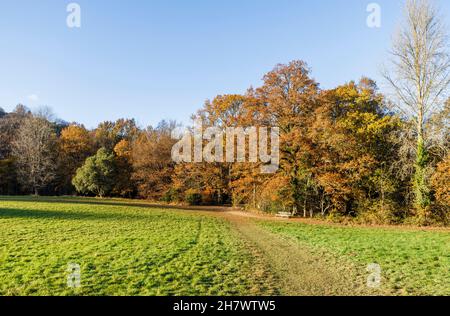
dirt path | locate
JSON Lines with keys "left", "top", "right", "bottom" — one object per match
{"left": 214, "top": 212, "right": 369, "bottom": 296}
{"left": 137, "top": 204, "right": 372, "bottom": 295}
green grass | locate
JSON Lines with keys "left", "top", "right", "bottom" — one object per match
{"left": 258, "top": 220, "right": 450, "bottom": 296}
{"left": 1, "top": 196, "right": 448, "bottom": 296}
{"left": 0, "top": 197, "right": 273, "bottom": 296}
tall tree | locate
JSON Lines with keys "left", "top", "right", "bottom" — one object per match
{"left": 12, "top": 116, "right": 57, "bottom": 195}
{"left": 94, "top": 119, "right": 139, "bottom": 151}
{"left": 0, "top": 105, "right": 29, "bottom": 160}
{"left": 113, "top": 139, "right": 135, "bottom": 197}
{"left": 193, "top": 95, "right": 251, "bottom": 205}
{"left": 383, "top": 0, "right": 450, "bottom": 212}
{"left": 131, "top": 121, "right": 178, "bottom": 200}
{"left": 313, "top": 79, "right": 401, "bottom": 218}
{"left": 0, "top": 106, "right": 28, "bottom": 195}
{"left": 256, "top": 60, "right": 320, "bottom": 214}
{"left": 57, "top": 124, "right": 95, "bottom": 194}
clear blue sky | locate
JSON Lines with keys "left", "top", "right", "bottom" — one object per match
{"left": 1, "top": 0, "right": 449, "bottom": 128}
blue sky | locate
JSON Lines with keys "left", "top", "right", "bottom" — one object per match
{"left": 1, "top": 0, "right": 449, "bottom": 128}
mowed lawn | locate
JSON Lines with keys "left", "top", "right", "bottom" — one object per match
{"left": 258, "top": 221, "right": 450, "bottom": 296}
{"left": 0, "top": 197, "right": 274, "bottom": 296}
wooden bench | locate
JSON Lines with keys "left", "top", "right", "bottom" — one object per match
{"left": 275, "top": 212, "right": 293, "bottom": 219}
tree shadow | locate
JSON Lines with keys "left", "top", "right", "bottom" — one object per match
{"left": 0, "top": 207, "right": 150, "bottom": 221}
{"left": 0, "top": 196, "right": 231, "bottom": 213}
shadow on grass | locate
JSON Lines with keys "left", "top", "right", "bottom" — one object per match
{"left": 0, "top": 196, "right": 231, "bottom": 213}
{"left": 0, "top": 207, "right": 146, "bottom": 221}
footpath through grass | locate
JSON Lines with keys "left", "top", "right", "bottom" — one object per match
{"left": 258, "top": 220, "right": 450, "bottom": 296}
{"left": 0, "top": 197, "right": 276, "bottom": 296}
{"left": 1, "top": 196, "right": 448, "bottom": 296}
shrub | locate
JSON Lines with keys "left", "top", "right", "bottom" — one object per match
{"left": 432, "top": 154, "right": 450, "bottom": 208}
{"left": 185, "top": 189, "right": 202, "bottom": 206}
{"left": 357, "top": 200, "right": 401, "bottom": 225}
{"left": 161, "top": 188, "right": 179, "bottom": 203}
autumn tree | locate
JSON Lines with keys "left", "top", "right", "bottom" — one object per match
{"left": 314, "top": 79, "right": 401, "bottom": 220}
{"left": 172, "top": 93, "right": 265, "bottom": 206}
{"left": 383, "top": 0, "right": 450, "bottom": 213}
{"left": 255, "top": 61, "right": 320, "bottom": 214}
{"left": 431, "top": 153, "right": 449, "bottom": 209}
{"left": 94, "top": 119, "right": 139, "bottom": 151}
{"left": 12, "top": 115, "right": 57, "bottom": 195}
{"left": 113, "top": 139, "right": 135, "bottom": 197}
{"left": 57, "top": 124, "right": 95, "bottom": 194}
{"left": 194, "top": 94, "right": 253, "bottom": 205}
{"left": 0, "top": 58, "right": 447, "bottom": 225}
{"left": 131, "top": 121, "right": 178, "bottom": 200}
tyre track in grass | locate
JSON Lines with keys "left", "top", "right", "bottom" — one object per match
{"left": 216, "top": 213, "right": 371, "bottom": 296}
{"left": 25, "top": 199, "right": 372, "bottom": 295}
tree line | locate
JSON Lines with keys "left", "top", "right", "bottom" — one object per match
{"left": 0, "top": 0, "right": 448, "bottom": 225}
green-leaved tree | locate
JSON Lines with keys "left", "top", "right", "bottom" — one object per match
{"left": 72, "top": 148, "right": 117, "bottom": 197}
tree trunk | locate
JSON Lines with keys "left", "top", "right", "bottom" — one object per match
{"left": 303, "top": 199, "right": 307, "bottom": 218}
{"left": 253, "top": 183, "right": 256, "bottom": 208}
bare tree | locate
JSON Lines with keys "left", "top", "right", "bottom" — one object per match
{"left": 428, "top": 98, "right": 450, "bottom": 157}
{"left": 383, "top": 0, "right": 450, "bottom": 210}
{"left": 0, "top": 106, "right": 29, "bottom": 160}
{"left": 12, "top": 116, "right": 57, "bottom": 195}
{"left": 384, "top": 0, "right": 450, "bottom": 138}
{"left": 34, "top": 106, "right": 57, "bottom": 122}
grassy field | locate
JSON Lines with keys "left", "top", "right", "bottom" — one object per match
{"left": 258, "top": 221, "right": 450, "bottom": 296}
{"left": 0, "top": 197, "right": 275, "bottom": 296}
{"left": 0, "top": 196, "right": 448, "bottom": 296}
